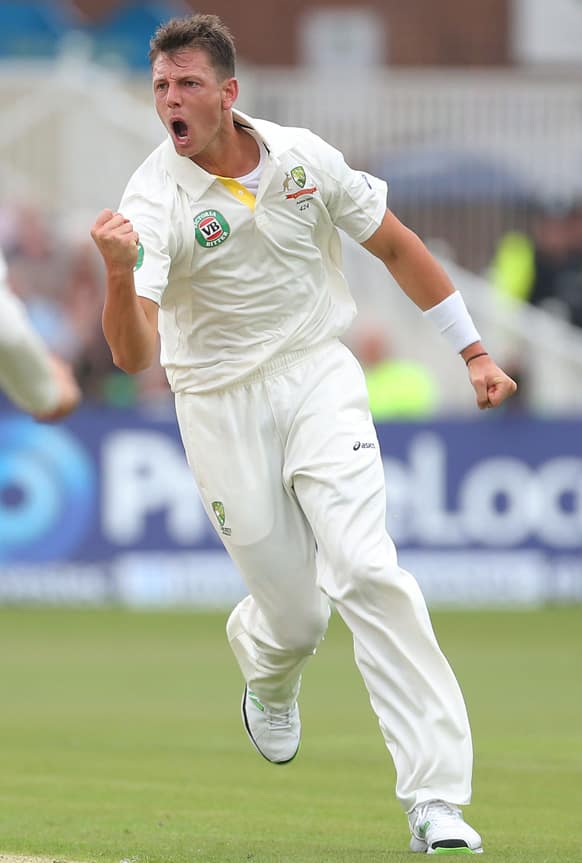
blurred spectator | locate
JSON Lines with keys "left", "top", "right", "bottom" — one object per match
{"left": 349, "top": 320, "right": 439, "bottom": 421}
{"left": 492, "top": 199, "right": 582, "bottom": 328}
{"left": 1, "top": 203, "right": 79, "bottom": 359}
{"left": 134, "top": 361, "right": 173, "bottom": 415}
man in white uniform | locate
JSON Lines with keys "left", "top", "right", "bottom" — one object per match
{"left": 91, "top": 14, "right": 517, "bottom": 855}
{"left": 0, "top": 248, "right": 80, "bottom": 420}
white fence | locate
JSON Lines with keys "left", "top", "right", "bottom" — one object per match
{"left": 0, "top": 53, "right": 163, "bottom": 216}
{"left": 1, "top": 51, "right": 581, "bottom": 413}
{"left": 1, "top": 53, "right": 581, "bottom": 212}
{"left": 246, "top": 67, "right": 582, "bottom": 201}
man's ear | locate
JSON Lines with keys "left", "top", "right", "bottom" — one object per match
{"left": 222, "top": 77, "right": 239, "bottom": 110}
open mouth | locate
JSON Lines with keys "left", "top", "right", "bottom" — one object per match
{"left": 172, "top": 120, "right": 189, "bottom": 142}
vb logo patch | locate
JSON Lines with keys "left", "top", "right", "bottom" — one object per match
{"left": 194, "top": 210, "right": 230, "bottom": 248}
{"left": 211, "top": 500, "right": 232, "bottom": 536}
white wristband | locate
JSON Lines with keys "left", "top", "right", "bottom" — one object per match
{"left": 423, "top": 291, "right": 480, "bottom": 353}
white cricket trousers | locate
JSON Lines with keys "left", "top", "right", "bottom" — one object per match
{"left": 175, "top": 339, "right": 473, "bottom": 812}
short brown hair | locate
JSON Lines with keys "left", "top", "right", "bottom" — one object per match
{"left": 149, "top": 14, "right": 236, "bottom": 78}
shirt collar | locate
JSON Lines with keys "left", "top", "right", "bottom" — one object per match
{"left": 234, "top": 110, "right": 300, "bottom": 157}
{"left": 162, "top": 138, "right": 214, "bottom": 202}
{"left": 162, "top": 110, "right": 295, "bottom": 201}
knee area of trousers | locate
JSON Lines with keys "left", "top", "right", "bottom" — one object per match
{"left": 339, "top": 553, "right": 400, "bottom": 597}
{"left": 272, "top": 607, "right": 329, "bottom": 654}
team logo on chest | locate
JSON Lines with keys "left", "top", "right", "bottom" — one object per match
{"left": 194, "top": 209, "right": 231, "bottom": 248}
{"left": 290, "top": 166, "right": 306, "bottom": 188}
{"left": 282, "top": 165, "right": 317, "bottom": 209}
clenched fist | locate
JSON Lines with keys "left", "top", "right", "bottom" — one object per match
{"left": 466, "top": 354, "right": 518, "bottom": 410}
{"left": 91, "top": 209, "right": 140, "bottom": 272}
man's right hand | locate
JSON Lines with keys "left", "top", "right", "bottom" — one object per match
{"left": 90, "top": 209, "right": 140, "bottom": 272}
{"left": 91, "top": 209, "right": 158, "bottom": 374}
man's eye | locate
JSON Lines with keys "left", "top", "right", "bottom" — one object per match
{"left": 156, "top": 82, "right": 167, "bottom": 91}
{"left": 185, "top": 81, "right": 199, "bottom": 88}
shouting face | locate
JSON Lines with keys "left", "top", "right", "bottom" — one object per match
{"left": 152, "top": 48, "right": 237, "bottom": 162}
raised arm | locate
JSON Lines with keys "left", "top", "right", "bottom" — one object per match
{"left": 91, "top": 209, "right": 159, "bottom": 374}
{"left": 362, "top": 209, "right": 517, "bottom": 410}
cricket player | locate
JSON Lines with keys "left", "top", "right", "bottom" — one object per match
{"left": 91, "top": 14, "right": 517, "bottom": 854}
{"left": 0, "top": 248, "right": 80, "bottom": 420}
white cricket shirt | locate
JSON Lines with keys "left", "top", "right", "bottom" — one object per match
{"left": 119, "top": 110, "right": 387, "bottom": 394}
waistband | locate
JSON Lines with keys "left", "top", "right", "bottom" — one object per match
{"left": 177, "top": 338, "right": 337, "bottom": 398}
{"left": 239, "top": 339, "right": 335, "bottom": 386}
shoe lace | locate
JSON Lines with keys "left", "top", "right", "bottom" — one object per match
{"left": 414, "top": 800, "right": 462, "bottom": 833}
{"left": 266, "top": 707, "right": 294, "bottom": 731}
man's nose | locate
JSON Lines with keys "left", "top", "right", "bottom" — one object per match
{"left": 166, "top": 83, "right": 181, "bottom": 106}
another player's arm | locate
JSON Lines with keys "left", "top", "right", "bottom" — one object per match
{"left": 91, "top": 209, "right": 159, "bottom": 374}
{"left": 362, "top": 209, "right": 517, "bottom": 410}
{"left": 0, "top": 281, "right": 81, "bottom": 420}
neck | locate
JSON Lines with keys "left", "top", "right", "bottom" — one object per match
{"left": 191, "top": 121, "right": 259, "bottom": 178}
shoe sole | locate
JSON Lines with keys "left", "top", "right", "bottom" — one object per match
{"left": 240, "top": 685, "right": 300, "bottom": 765}
{"left": 412, "top": 838, "right": 483, "bottom": 855}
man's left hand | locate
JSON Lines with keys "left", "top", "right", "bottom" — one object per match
{"left": 467, "top": 355, "right": 518, "bottom": 410}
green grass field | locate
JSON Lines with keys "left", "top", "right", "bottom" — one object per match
{"left": 0, "top": 606, "right": 580, "bottom": 863}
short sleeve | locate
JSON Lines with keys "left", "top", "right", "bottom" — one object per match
{"left": 312, "top": 134, "right": 387, "bottom": 243}
{"left": 118, "top": 181, "right": 173, "bottom": 306}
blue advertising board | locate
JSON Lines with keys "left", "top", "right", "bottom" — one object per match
{"left": 0, "top": 407, "right": 581, "bottom": 606}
